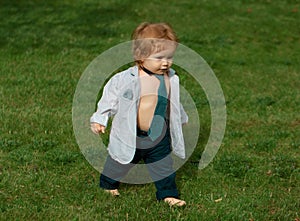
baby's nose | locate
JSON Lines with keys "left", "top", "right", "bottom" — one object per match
{"left": 161, "top": 59, "right": 169, "bottom": 64}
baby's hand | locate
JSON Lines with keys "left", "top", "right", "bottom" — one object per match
{"left": 90, "top": 123, "right": 106, "bottom": 134}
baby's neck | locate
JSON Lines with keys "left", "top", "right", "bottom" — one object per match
{"left": 139, "top": 66, "right": 166, "bottom": 76}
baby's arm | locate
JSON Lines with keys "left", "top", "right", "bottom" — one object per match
{"left": 90, "top": 75, "right": 119, "bottom": 131}
{"left": 90, "top": 123, "right": 106, "bottom": 134}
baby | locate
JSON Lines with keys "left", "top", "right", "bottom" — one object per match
{"left": 90, "top": 22, "right": 188, "bottom": 206}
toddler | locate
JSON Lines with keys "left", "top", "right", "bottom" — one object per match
{"left": 90, "top": 22, "right": 188, "bottom": 206}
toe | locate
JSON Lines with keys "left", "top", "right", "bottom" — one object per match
{"left": 105, "top": 189, "right": 120, "bottom": 196}
{"left": 164, "top": 197, "right": 186, "bottom": 207}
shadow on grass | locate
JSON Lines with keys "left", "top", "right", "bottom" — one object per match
{"left": 0, "top": 0, "right": 137, "bottom": 53}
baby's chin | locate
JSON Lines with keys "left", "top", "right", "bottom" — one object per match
{"left": 160, "top": 68, "right": 169, "bottom": 73}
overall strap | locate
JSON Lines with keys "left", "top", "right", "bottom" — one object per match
{"left": 149, "top": 73, "right": 169, "bottom": 141}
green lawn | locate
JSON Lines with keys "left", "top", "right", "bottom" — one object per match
{"left": 0, "top": 0, "right": 299, "bottom": 220}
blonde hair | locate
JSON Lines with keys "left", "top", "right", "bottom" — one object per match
{"left": 131, "top": 22, "right": 178, "bottom": 65}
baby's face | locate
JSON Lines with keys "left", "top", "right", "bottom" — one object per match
{"left": 142, "top": 48, "right": 175, "bottom": 75}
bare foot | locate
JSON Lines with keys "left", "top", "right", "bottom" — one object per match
{"left": 164, "top": 197, "right": 186, "bottom": 207}
{"left": 104, "top": 189, "right": 120, "bottom": 196}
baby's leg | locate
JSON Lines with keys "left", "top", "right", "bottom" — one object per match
{"left": 143, "top": 134, "right": 179, "bottom": 200}
{"left": 146, "top": 155, "right": 179, "bottom": 200}
{"left": 100, "top": 155, "right": 134, "bottom": 190}
{"left": 147, "top": 158, "right": 186, "bottom": 206}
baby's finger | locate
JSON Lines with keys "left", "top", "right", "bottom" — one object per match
{"left": 100, "top": 126, "right": 105, "bottom": 134}
{"left": 91, "top": 125, "right": 100, "bottom": 134}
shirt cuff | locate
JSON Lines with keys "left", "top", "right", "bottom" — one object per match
{"left": 90, "top": 113, "right": 109, "bottom": 127}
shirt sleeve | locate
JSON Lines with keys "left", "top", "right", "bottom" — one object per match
{"left": 90, "top": 76, "right": 119, "bottom": 127}
{"left": 180, "top": 103, "right": 188, "bottom": 124}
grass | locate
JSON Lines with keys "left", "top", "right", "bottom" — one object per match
{"left": 0, "top": 0, "right": 299, "bottom": 220}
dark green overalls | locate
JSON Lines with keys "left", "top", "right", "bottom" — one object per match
{"left": 100, "top": 72, "right": 179, "bottom": 200}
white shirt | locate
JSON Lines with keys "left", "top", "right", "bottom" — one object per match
{"left": 90, "top": 66, "right": 188, "bottom": 164}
